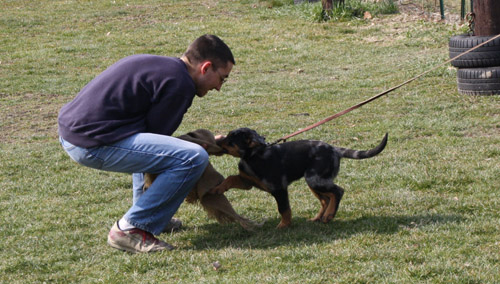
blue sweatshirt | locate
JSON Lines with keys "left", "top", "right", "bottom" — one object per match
{"left": 58, "top": 55, "right": 196, "bottom": 148}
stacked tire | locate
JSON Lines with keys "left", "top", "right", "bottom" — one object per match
{"left": 449, "top": 34, "right": 500, "bottom": 95}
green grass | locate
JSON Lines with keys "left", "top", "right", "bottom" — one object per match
{"left": 1, "top": 0, "right": 499, "bottom": 283}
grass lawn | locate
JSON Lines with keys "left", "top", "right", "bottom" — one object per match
{"left": 1, "top": 0, "right": 499, "bottom": 283}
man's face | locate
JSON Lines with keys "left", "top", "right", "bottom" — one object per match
{"left": 196, "top": 62, "right": 233, "bottom": 97}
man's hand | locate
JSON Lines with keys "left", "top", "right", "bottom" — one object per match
{"left": 200, "top": 134, "right": 225, "bottom": 154}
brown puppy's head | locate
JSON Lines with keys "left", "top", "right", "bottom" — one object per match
{"left": 178, "top": 129, "right": 225, "bottom": 156}
{"left": 217, "top": 128, "right": 267, "bottom": 157}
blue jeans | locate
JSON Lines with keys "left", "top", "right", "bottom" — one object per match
{"left": 59, "top": 133, "right": 209, "bottom": 235}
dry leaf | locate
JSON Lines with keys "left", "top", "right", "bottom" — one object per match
{"left": 212, "top": 261, "right": 221, "bottom": 270}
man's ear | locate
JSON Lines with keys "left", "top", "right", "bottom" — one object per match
{"left": 200, "top": 61, "right": 212, "bottom": 75}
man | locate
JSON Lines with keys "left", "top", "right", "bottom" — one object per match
{"left": 58, "top": 34, "right": 234, "bottom": 253}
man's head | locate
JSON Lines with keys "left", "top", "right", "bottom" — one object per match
{"left": 182, "top": 34, "right": 235, "bottom": 97}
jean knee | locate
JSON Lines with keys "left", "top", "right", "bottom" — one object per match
{"left": 190, "top": 145, "right": 209, "bottom": 170}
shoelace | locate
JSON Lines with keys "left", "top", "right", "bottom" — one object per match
{"left": 130, "top": 229, "right": 158, "bottom": 244}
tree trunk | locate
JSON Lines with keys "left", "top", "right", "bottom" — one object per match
{"left": 473, "top": 0, "right": 500, "bottom": 36}
{"left": 322, "top": 0, "right": 333, "bottom": 13}
{"left": 321, "top": 0, "right": 344, "bottom": 13}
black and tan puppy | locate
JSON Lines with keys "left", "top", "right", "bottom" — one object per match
{"left": 211, "top": 128, "right": 388, "bottom": 228}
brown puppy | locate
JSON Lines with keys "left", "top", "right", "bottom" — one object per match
{"left": 211, "top": 128, "right": 388, "bottom": 228}
{"left": 143, "top": 129, "right": 260, "bottom": 231}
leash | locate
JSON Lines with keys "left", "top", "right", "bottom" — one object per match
{"left": 271, "top": 32, "right": 500, "bottom": 145}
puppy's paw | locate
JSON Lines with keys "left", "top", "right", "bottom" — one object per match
{"left": 276, "top": 221, "right": 291, "bottom": 229}
{"left": 320, "top": 214, "right": 335, "bottom": 223}
{"left": 308, "top": 217, "right": 321, "bottom": 222}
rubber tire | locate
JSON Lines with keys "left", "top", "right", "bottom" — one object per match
{"left": 449, "top": 34, "right": 500, "bottom": 68}
{"left": 457, "top": 67, "right": 500, "bottom": 95}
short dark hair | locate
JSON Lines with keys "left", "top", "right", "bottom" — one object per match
{"left": 183, "top": 34, "right": 235, "bottom": 69}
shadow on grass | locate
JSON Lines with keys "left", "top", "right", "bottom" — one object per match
{"left": 184, "top": 213, "right": 464, "bottom": 250}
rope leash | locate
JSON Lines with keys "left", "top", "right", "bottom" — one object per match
{"left": 271, "top": 33, "right": 500, "bottom": 145}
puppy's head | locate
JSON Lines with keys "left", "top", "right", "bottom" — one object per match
{"left": 217, "top": 128, "right": 267, "bottom": 157}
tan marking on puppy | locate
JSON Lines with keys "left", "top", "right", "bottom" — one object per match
{"left": 309, "top": 188, "right": 329, "bottom": 222}
{"left": 321, "top": 192, "right": 338, "bottom": 223}
{"left": 277, "top": 208, "right": 292, "bottom": 228}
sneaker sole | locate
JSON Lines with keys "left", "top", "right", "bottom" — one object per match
{"left": 107, "top": 239, "right": 141, "bottom": 254}
{"left": 107, "top": 238, "right": 174, "bottom": 253}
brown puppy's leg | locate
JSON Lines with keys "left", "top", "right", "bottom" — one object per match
{"left": 210, "top": 175, "right": 252, "bottom": 194}
{"left": 143, "top": 173, "right": 158, "bottom": 191}
{"left": 309, "top": 188, "right": 329, "bottom": 222}
{"left": 200, "top": 193, "right": 259, "bottom": 230}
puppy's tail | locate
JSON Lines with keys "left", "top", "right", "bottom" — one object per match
{"left": 336, "top": 133, "right": 388, "bottom": 159}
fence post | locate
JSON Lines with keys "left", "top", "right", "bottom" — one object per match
{"left": 461, "top": 0, "right": 465, "bottom": 19}
{"left": 473, "top": 0, "right": 500, "bottom": 36}
{"left": 440, "top": 0, "right": 445, "bottom": 20}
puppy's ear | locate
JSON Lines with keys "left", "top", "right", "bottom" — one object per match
{"left": 248, "top": 131, "right": 266, "bottom": 148}
{"left": 248, "top": 140, "right": 259, "bottom": 148}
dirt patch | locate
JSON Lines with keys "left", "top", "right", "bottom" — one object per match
{"left": 0, "top": 93, "right": 67, "bottom": 144}
{"left": 397, "top": 1, "right": 462, "bottom": 24}
{"left": 356, "top": 2, "right": 465, "bottom": 46}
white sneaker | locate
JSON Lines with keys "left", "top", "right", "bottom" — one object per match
{"left": 107, "top": 222, "right": 174, "bottom": 253}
